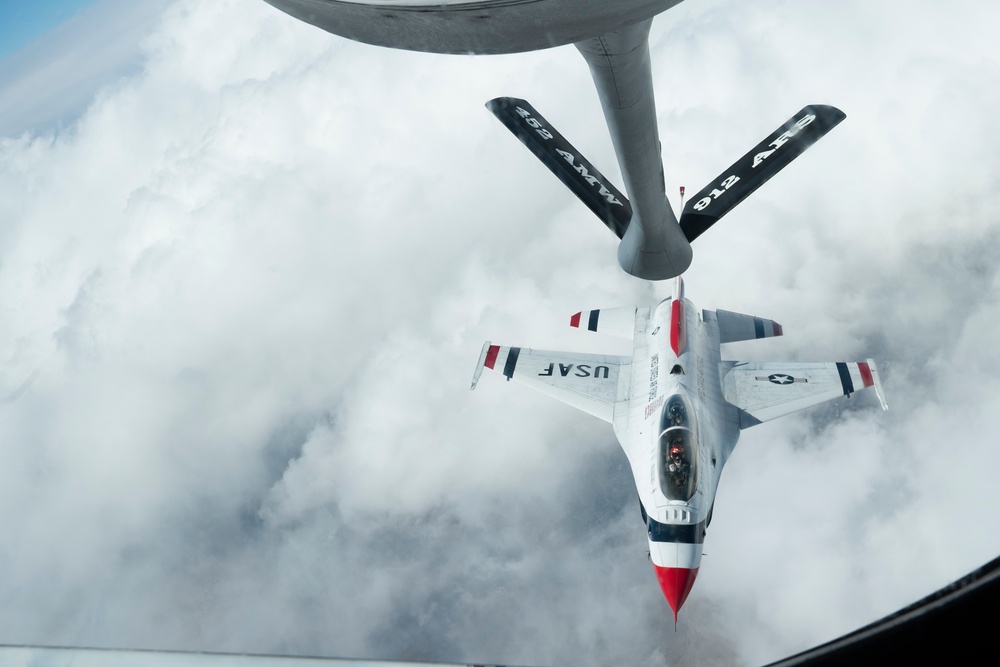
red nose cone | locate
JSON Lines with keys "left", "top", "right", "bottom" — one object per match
{"left": 653, "top": 565, "right": 699, "bottom": 621}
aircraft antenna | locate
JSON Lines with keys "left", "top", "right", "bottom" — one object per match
{"left": 679, "top": 185, "right": 685, "bottom": 211}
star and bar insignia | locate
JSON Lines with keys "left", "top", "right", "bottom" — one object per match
{"left": 756, "top": 374, "right": 808, "bottom": 385}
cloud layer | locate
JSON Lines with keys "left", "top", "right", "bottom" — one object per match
{"left": 2, "top": 0, "right": 1000, "bottom": 665}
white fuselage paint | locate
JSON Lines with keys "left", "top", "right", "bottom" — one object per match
{"left": 612, "top": 281, "right": 740, "bottom": 570}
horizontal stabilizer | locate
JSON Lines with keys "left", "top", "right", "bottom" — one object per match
{"left": 486, "top": 97, "right": 632, "bottom": 239}
{"left": 712, "top": 309, "right": 783, "bottom": 344}
{"left": 723, "top": 359, "right": 887, "bottom": 428}
{"left": 471, "top": 342, "right": 631, "bottom": 423}
{"left": 569, "top": 306, "right": 637, "bottom": 339}
{"left": 679, "top": 105, "right": 846, "bottom": 242}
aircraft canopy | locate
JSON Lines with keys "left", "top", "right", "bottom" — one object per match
{"left": 658, "top": 395, "right": 698, "bottom": 501}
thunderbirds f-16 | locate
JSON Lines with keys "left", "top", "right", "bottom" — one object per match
{"left": 261, "top": 0, "right": 889, "bottom": 620}
{"left": 471, "top": 278, "right": 888, "bottom": 619}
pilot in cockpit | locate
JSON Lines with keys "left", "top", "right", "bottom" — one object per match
{"left": 666, "top": 403, "right": 686, "bottom": 427}
{"left": 668, "top": 443, "right": 685, "bottom": 474}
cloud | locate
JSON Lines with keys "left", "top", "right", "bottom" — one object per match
{"left": 2, "top": 0, "right": 1000, "bottom": 665}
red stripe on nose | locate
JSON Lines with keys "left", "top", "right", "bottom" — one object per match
{"left": 570, "top": 312, "right": 581, "bottom": 328}
{"left": 653, "top": 565, "right": 699, "bottom": 622}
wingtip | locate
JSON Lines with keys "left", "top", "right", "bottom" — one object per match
{"left": 470, "top": 342, "right": 493, "bottom": 391}
{"left": 866, "top": 358, "right": 889, "bottom": 411}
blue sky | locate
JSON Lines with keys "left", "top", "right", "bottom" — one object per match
{"left": 0, "top": 0, "right": 98, "bottom": 60}
{"left": 0, "top": 0, "right": 160, "bottom": 137}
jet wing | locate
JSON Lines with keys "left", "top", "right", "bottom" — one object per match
{"left": 471, "top": 343, "right": 631, "bottom": 423}
{"left": 723, "top": 359, "right": 887, "bottom": 428}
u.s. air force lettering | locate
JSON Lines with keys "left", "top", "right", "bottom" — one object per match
{"left": 538, "top": 363, "right": 610, "bottom": 379}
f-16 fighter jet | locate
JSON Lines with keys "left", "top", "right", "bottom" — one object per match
{"left": 471, "top": 277, "right": 888, "bottom": 620}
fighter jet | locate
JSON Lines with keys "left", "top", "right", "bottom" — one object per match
{"left": 261, "top": 0, "right": 843, "bottom": 280}
{"left": 471, "top": 277, "right": 888, "bottom": 620}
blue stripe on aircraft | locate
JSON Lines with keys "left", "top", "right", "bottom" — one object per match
{"left": 836, "top": 362, "right": 854, "bottom": 395}
{"left": 647, "top": 516, "right": 706, "bottom": 544}
{"left": 503, "top": 347, "right": 520, "bottom": 380}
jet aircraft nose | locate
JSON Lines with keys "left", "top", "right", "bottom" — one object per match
{"left": 652, "top": 565, "right": 699, "bottom": 621}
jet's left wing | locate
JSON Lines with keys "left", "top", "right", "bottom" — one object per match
{"left": 723, "top": 359, "right": 887, "bottom": 428}
{"left": 471, "top": 343, "right": 631, "bottom": 423}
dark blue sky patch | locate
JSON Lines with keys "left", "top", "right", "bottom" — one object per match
{"left": 0, "top": 0, "right": 98, "bottom": 61}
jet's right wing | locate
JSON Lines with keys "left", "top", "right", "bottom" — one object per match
{"left": 723, "top": 359, "right": 887, "bottom": 428}
{"left": 471, "top": 343, "right": 631, "bottom": 423}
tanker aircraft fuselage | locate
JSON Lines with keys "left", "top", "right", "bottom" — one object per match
{"left": 264, "top": 0, "right": 691, "bottom": 276}
{"left": 262, "top": 0, "right": 832, "bottom": 280}
{"left": 263, "top": 1, "right": 846, "bottom": 279}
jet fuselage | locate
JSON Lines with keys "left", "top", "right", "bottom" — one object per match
{"left": 614, "top": 278, "right": 739, "bottom": 617}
